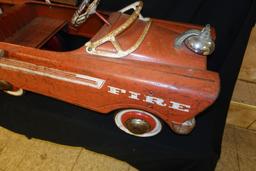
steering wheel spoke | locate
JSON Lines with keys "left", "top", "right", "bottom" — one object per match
{"left": 71, "top": 0, "right": 100, "bottom": 27}
{"left": 85, "top": 1, "right": 152, "bottom": 58}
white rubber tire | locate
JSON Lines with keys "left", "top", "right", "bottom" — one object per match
{"left": 4, "top": 88, "right": 24, "bottom": 96}
{"left": 114, "top": 109, "right": 162, "bottom": 137}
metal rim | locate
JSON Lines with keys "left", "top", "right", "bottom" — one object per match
{"left": 114, "top": 109, "right": 162, "bottom": 137}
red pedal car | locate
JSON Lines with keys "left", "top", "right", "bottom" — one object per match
{"left": 0, "top": 0, "right": 220, "bottom": 137}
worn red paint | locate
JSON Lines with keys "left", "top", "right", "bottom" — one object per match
{"left": 0, "top": 0, "right": 220, "bottom": 133}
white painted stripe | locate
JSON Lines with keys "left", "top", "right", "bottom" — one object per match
{"left": 0, "top": 59, "right": 105, "bottom": 89}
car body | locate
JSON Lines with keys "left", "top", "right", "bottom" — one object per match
{"left": 0, "top": 0, "right": 220, "bottom": 137}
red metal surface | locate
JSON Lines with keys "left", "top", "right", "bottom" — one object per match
{"left": 0, "top": 1, "right": 220, "bottom": 133}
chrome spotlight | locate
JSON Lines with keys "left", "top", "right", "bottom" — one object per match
{"left": 175, "top": 24, "right": 215, "bottom": 55}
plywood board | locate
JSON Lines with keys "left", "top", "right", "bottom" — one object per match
{"left": 227, "top": 101, "right": 256, "bottom": 128}
{"left": 0, "top": 126, "right": 137, "bottom": 171}
{"left": 0, "top": 129, "right": 34, "bottom": 171}
{"left": 72, "top": 149, "right": 135, "bottom": 171}
{"left": 16, "top": 140, "right": 81, "bottom": 171}
{"left": 238, "top": 26, "right": 256, "bottom": 83}
{"left": 215, "top": 125, "right": 239, "bottom": 171}
{"left": 232, "top": 80, "right": 256, "bottom": 106}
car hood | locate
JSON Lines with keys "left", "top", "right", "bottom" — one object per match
{"left": 90, "top": 12, "right": 207, "bottom": 70}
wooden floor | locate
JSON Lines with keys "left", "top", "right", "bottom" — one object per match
{"left": 0, "top": 25, "right": 255, "bottom": 171}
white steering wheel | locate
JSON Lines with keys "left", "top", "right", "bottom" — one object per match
{"left": 71, "top": 0, "right": 100, "bottom": 27}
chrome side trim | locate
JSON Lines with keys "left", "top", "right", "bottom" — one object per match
{"left": 0, "top": 58, "right": 105, "bottom": 89}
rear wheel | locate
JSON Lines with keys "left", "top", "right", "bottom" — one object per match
{"left": 114, "top": 109, "right": 162, "bottom": 137}
{"left": 4, "top": 88, "right": 24, "bottom": 96}
{"left": 0, "top": 80, "right": 24, "bottom": 96}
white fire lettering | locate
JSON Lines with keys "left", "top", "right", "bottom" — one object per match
{"left": 144, "top": 96, "right": 167, "bottom": 107}
{"left": 108, "top": 86, "right": 126, "bottom": 95}
{"left": 169, "top": 101, "right": 190, "bottom": 112}
{"left": 107, "top": 86, "right": 191, "bottom": 112}
{"left": 128, "top": 91, "right": 141, "bottom": 100}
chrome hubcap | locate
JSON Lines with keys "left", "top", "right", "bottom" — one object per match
{"left": 125, "top": 118, "right": 151, "bottom": 134}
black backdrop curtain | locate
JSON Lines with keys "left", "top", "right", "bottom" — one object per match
{"left": 0, "top": 0, "right": 256, "bottom": 171}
